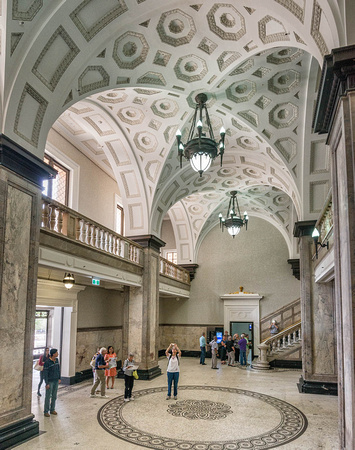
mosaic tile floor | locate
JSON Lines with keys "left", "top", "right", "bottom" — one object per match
{"left": 19, "top": 358, "right": 338, "bottom": 449}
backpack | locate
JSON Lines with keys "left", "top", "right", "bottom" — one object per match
{"left": 90, "top": 353, "right": 98, "bottom": 368}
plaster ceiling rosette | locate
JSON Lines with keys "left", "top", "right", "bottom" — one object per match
{"left": 156, "top": 9, "right": 196, "bottom": 46}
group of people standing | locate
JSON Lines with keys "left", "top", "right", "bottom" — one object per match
{"left": 200, "top": 331, "right": 252, "bottom": 369}
{"left": 90, "top": 347, "right": 137, "bottom": 402}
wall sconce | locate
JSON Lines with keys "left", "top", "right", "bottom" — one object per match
{"left": 63, "top": 273, "right": 75, "bottom": 289}
{"left": 312, "top": 228, "right": 329, "bottom": 259}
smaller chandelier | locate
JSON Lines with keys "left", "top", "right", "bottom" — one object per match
{"left": 219, "top": 191, "right": 248, "bottom": 238}
{"left": 176, "top": 93, "right": 225, "bottom": 177}
{"left": 63, "top": 273, "right": 75, "bottom": 289}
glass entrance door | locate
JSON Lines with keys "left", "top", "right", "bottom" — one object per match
{"left": 230, "top": 321, "right": 254, "bottom": 362}
{"left": 34, "top": 310, "right": 49, "bottom": 358}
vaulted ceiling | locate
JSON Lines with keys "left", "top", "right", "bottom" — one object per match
{"left": 0, "top": 0, "right": 342, "bottom": 262}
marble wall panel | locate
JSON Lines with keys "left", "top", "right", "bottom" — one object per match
{"left": 159, "top": 325, "right": 207, "bottom": 351}
{"left": 0, "top": 185, "right": 31, "bottom": 415}
{"left": 76, "top": 328, "right": 122, "bottom": 372}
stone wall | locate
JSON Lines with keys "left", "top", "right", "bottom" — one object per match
{"left": 160, "top": 217, "right": 300, "bottom": 326}
{"left": 159, "top": 325, "right": 207, "bottom": 351}
{"left": 76, "top": 327, "right": 122, "bottom": 372}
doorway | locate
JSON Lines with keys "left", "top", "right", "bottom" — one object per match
{"left": 230, "top": 321, "right": 254, "bottom": 362}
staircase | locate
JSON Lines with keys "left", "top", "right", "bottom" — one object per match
{"left": 252, "top": 321, "right": 302, "bottom": 370}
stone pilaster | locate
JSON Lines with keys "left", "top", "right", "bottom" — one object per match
{"left": 313, "top": 44, "right": 355, "bottom": 449}
{"left": 294, "top": 221, "right": 337, "bottom": 395}
{"left": 0, "top": 135, "right": 55, "bottom": 448}
{"left": 124, "top": 235, "right": 165, "bottom": 379}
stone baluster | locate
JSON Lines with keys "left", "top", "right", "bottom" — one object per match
{"left": 84, "top": 222, "right": 89, "bottom": 245}
{"left": 89, "top": 224, "right": 94, "bottom": 247}
{"left": 277, "top": 338, "right": 281, "bottom": 352}
{"left": 108, "top": 233, "right": 113, "bottom": 254}
{"left": 42, "top": 201, "right": 50, "bottom": 228}
{"left": 78, "top": 219, "right": 85, "bottom": 242}
{"left": 94, "top": 227, "right": 100, "bottom": 248}
{"left": 56, "top": 208, "right": 63, "bottom": 234}
{"left": 75, "top": 218, "right": 81, "bottom": 240}
{"left": 99, "top": 229, "right": 104, "bottom": 250}
{"left": 112, "top": 235, "right": 117, "bottom": 255}
{"left": 49, "top": 205, "right": 56, "bottom": 231}
{"left": 103, "top": 231, "right": 108, "bottom": 252}
{"left": 117, "top": 238, "right": 122, "bottom": 257}
{"left": 288, "top": 333, "right": 292, "bottom": 347}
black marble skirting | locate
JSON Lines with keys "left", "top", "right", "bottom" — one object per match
{"left": 270, "top": 360, "right": 302, "bottom": 369}
{"left": 297, "top": 377, "right": 338, "bottom": 395}
{"left": 158, "top": 349, "right": 212, "bottom": 358}
{"left": 0, "top": 416, "right": 39, "bottom": 449}
{"left": 62, "top": 361, "right": 123, "bottom": 385}
{"left": 137, "top": 366, "right": 162, "bottom": 380}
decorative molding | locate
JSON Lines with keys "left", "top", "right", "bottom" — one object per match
{"left": 157, "top": 9, "right": 196, "bottom": 47}
{"left": 14, "top": 83, "right": 48, "bottom": 147}
{"left": 70, "top": 0, "right": 128, "bottom": 42}
{"left": 78, "top": 65, "right": 110, "bottom": 95}
{"left": 12, "top": 0, "right": 42, "bottom": 21}
{"left": 207, "top": 4, "right": 246, "bottom": 41}
{"left": 293, "top": 220, "right": 316, "bottom": 238}
{"left": 310, "top": 1, "right": 329, "bottom": 57}
{"left": 32, "top": 26, "right": 80, "bottom": 92}
{"left": 112, "top": 31, "right": 149, "bottom": 69}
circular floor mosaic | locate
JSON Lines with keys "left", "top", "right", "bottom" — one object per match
{"left": 97, "top": 385, "right": 308, "bottom": 449}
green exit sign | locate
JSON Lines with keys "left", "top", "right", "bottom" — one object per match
{"left": 92, "top": 278, "right": 100, "bottom": 286}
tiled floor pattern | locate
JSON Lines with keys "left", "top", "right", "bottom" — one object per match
{"left": 18, "top": 358, "right": 338, "bottom": 449}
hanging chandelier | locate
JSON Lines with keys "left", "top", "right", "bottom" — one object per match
{"left": 219, "top": 191, "right": 248, "bottom": 238}
{"left": 176, "top": 93, "right": 226, "bottom": 177}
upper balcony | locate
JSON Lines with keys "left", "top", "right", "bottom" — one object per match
{"left": 39, "top": 196, "right": 190, "bottom": 294}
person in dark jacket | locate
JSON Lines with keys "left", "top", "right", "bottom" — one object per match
{"left": 43, "top": 348, "right": 61, "bottom": 417}
{"left": 238, "top": 335, "right": 247, "bottom": 366}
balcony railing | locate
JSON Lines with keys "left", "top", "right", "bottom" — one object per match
{"left": 41, "top": 195, "right": 143, "bottom": 265}
{"left": 160, "top": 257, "right": 190, "bottom": 285}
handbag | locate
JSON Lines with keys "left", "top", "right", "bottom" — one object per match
{"left": 34, "top": 360, "right": 43, "bottom": 371}
{"left": 132, "top": 370, "right": 139, "bottom": 380}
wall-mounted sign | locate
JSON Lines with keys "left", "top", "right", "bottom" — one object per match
{"left": 92, "top": 278, "right": 100, "bottom": 286}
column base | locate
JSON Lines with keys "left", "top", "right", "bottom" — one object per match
{"left": 297, "top": 376, "right": 338, "bottom": 395}
{"left": 137, "top": 366, "right": 162, "bottom": 380}
{"left": 0, "top": 416, "right": 39, "bottom": 449}
{"left": 251, "top": 360, "right": 271, "bottom": 370}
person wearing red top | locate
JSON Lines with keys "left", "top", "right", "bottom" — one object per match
{"left": 37, "top": 347, "right": 49, "bottom": 397}
{"left": 105, "top": 346, "right": 117, "bottom": 389}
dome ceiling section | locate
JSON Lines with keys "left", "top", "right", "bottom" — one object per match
{"left": 53, "top": 94, "right": 151, "bottom": 237}
{"left": 193, "top": 186, "right": 295, "bottom": 259}
{"left": 4, "top": 0, "right": 340, "bottom": 155}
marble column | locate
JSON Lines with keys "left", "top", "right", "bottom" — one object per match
{"left": 313, "top": 44, "right": 355, "bottom": 449}
{"left": 294, "top": 221, "right": 337, "bottom": 395}
{"left": 124, "top": 235, "right": 165, "bottom": 380}
{"left": 0, "top": 135, "right": 55, "bottom": 448}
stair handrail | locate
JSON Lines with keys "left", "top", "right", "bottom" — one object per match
{"left": 262, "top": 320, "right": 302, "bottom": 344}
{"left": 252, "top": 320, "right": 302, "bottom": 371}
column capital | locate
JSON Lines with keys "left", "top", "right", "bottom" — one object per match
{"left": 179, "top": 263, "right": 199, "bottom": 281}
{"left": 127, "top": 234, "right": 165, "bottom": 252}
{"left": 287, "top": 259, "right": 300, "bottom": 280}
{"left": 293, "top": 220, "right": 317, "bottom": 238}
{"left": 313, "top": 44, "right": 355, "bottom": 135}
{"left": 0, "top": 134, "right": 56, "bottom": 187}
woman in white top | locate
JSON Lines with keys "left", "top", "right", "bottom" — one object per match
{"left": 166, "top": 343, "right": 181, "bottom": 400}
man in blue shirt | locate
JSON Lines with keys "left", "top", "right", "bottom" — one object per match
{"left": 199, "top": 332, "right": 207, "bottom": 365}
{"left": 238, "top": 334, "right": 248, "bottom": 366}
{"left": 43, "top": 348, "right": 61, "bottom": 417}
{"left": 90, "top": 347, "right": 109, "bottom": 398}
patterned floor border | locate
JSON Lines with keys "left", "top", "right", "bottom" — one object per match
{"left": 97, "top": 385, "right": 308, "bottom": 449}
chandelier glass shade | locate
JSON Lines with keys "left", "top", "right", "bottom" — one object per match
{"left": 219, "top": 191, "right": 248, "bottom": 238}
{"left": 63, "top": 272, "right": 75, "bottom": 289}
{"left": 176, "top": 93, "right": 225, "bottom": 177}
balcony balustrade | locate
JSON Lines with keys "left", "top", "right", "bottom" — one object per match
{"left": 40, "top": 196, "right": 190, "bottom": 285}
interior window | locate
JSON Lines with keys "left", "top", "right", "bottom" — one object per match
{"left": 43, "top": 154, "right": 70, "bottom": 205}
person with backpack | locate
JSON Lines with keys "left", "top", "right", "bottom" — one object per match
{"left": 166, "top": 342, "right": 181, "bottom": 400}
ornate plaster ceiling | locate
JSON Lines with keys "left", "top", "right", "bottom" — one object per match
{"left": 0, "top": 0, "right": 341, "bottom": 261}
